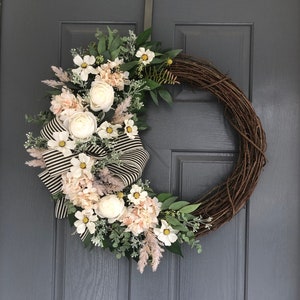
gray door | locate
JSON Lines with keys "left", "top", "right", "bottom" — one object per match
{"left": 0, "top": 1, "right": 299, "bottom": 299}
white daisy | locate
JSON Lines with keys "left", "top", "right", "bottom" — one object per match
{"left": 135, "top": 47, "right": 155, "bottom": 65}
{"left": 128, "top": 184, "right": 148, "bottom": 205}
{"left": 70, "top": 153, "right": 94, "bottom": 178}
{"left": 74, "top": 209, "right": 98, "bottom": 234}
{"left": 154, "top": 220, "right": 179, "bottom": 246}
{"left": 97, "top": 121, "right": 121, "bottom": 139}
{"left": 47, "top": 131, "right": 75, "bottom": 157}
{"left": 72, "top": 55, "right": 97, "bottom": 81}
{"left": 124, "top": 119, "right": 138, "bottom": 139}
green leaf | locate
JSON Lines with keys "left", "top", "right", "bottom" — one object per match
{"left": 145, "top": 79, "right": 160, "bottom": 90}
{"left": 97, "top": 35, "right": 106, "bottom": 54}
{"left": 165, "top": 215, "right": 182, "bottom": 226}
{"left": 169, "top": 201, "right": 190, "bottom": 211}
{"left": 149, "top": 90, "right": 159, "bottom": 105}
{"left": 136, "top": 28, "right": 152, "bottom": 47}
{"left": 158, "top": 88, "right": 173, "bottom": 104}
{"left": 110, "top": 36, "right": 122, "bottom": 51}
{"left": 110, "top": 48, "right": 120, "bottom": 61}
{"left": 120, "top": 60, "right": 139, "bottom": 71}
{"left": 161, "top": 196, "right": 178, "bottom": 210}
{"left": 157, "top": 193, "right": 173, "bottom": 202}
{"left": 107, "top": 27, "right": 115, "bottom": 49}
{"left": 164, "top": 49, "right": 182, "bottom": 58}
{"left": 179, "top": 203, "right": 201, "bottom": 214}
{"left": 165, "top": 240, "right": 183, "bottom": 257}
{"left": 88, "top": 43, "right": 98, "bottom": 57}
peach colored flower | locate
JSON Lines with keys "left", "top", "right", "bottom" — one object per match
{"left": 121, "top": 196, "right": 161, "bottom": 236}
{"left": 96, "top": 58, "right": 129, "bottom": 91}
{"left": 50, "top": 88, "right": 82, "bottom": 116}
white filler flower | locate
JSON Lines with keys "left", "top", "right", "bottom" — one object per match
{"left": 97, "top": 121, "right": 121, "bottom": 139}
{"left": 72, "top": 55, "right": 97, "bottom": 81}
{"left": 128, "top": 184, "right": 148, "bottom": 205}
{"left": 154, "top": 220, "right": 179, "bottom": 246}
{"left": 74, "top": 209, "right": 98, "bottom": 234}
{"left": 124, "top": 119, "right": 138, "bottom": 139}
{"left": 70, "top": 153, "right": 94, "bottom": 178}
{"left": 47, "top": 131, "right": 75, "bottom": 157}
{"left": 135, "top": 47, "right": 155, "bottom": 65}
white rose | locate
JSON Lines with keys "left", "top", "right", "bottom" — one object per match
{"left": 89, "top": 81, "right": 114, "bottom": 112}
{"left": 66, "top": 111, "right": 97, "bottom": 141}
{"left": 96, "top": 194, "right": 125, "bottom": 223}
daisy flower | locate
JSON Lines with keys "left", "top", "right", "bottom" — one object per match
{"left": 72, "top": 55, "right": 97, "bottom": 81}
{"left": 74, "top": 209, "right": 98, "bottom": 234}
{"left": 128, "top": 184, "right": 148, "bottom": 205}
{"left": 47, "top": 131, "right": 75, "bottom": 157}
{"left": 135, "top": 47, "right": 155, "bottom": 65}
{"left": 124, "top": 119, "right": 138, "bottom": 139}
{"left": 97, "top": 121, "right": 121, "bottom": 139}
{"left": 154, "top": 220, "right": 179, "bottom": 246}
{"left": 70, "top": 153, "right": 94, "bottom": 178}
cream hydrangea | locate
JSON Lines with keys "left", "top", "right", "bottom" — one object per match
{"left": 121, "top": 196, "right": 161, "bottom": 236}
{"left": 50, "top": 88, "right": 82, "bottom": 116}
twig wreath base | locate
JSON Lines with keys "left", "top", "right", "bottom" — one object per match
{"left": 171, "top": 54, "right": 267, "bottom": 237}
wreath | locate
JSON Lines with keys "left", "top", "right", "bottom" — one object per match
{"left": 24, "top": 28, "right": 266, "bottom": 273}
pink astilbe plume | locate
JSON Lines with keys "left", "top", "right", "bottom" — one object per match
{"left": 25, "top": 148, "right": 46, "bottom": 168}
{"left": 51, "top": 66, "right": 70, "bottom": 82}
{"left": 41, "top": 80, "right": 64, "bottom": 88}
{"left": 137, "top": 230, "right": 164, "bottom": 273}
{"left": 93, "top": 167, "right": 125, "bottom": 195}
{"left": 112, "top": 96, "right": 133, "bottom": 125}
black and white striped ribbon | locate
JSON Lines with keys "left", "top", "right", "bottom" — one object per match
{"left": 38, "top": 118, "right": 149, "bottom": 219}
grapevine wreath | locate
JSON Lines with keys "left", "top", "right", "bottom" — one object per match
{"left": 25, "top": 28, "right": 266, "bottom": 273}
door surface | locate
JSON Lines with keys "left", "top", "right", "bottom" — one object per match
{"left": 0, "top": 1, "right": 299, "bottom": 300}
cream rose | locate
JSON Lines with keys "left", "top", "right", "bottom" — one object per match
{"left": 89, "top": 80, "right": 114, "bottom": 112}
{"left": 66, "top": 111, "right": 97, "bottom": 141}
{"left": 96, "top": 194, "right": 125, "bottom": 223}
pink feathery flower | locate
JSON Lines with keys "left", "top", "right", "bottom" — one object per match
{"left": 137, "top": 230, "right": 164, "bottom": 273}
{"left": 51, "top": 66, "right": 70, "bottom": 82}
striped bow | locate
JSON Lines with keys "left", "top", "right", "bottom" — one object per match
{"left": 38, "top": 118, "right": 149, "bottom": 219}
